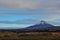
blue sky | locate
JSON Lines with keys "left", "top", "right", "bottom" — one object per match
{"left": 0, "top": 0, "right": 60, "bottom": 29}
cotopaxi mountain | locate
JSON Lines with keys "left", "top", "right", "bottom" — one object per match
{"left": 27, "top": 20, "right": 54, "bottom": 29}
{"left": 0, "top": 20, "right": 60, "bottom": 32}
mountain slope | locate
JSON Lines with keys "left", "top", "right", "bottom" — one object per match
{"left": 27, "top": 20, "right": 54, "bottom": 29}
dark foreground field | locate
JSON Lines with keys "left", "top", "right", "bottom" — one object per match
{"left": 0, "top": 32, "right": 60, "bottom": 40}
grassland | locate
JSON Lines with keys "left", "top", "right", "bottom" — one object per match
{"left": 0, "top": 32, "right": 60, "bottom": 40}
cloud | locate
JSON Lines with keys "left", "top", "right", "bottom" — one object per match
{"left": 0, "top": 0, "right": 40, "bottom": 9}
{"left": 0, "top": 0, "right": 59, "bottom": 9}
{"left": 0, "top": 19, "right": 38, "bottom": 24}
{"left": 0, "top": 0, "right": 60, "bottom": 25}
{"left": 42, "top": 16, "right": 60, "bottom": 21}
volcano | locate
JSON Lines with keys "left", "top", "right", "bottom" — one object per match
{"left": 0, "top": 20, "right": 59, "bottom": 32}
{"left": 27, "top": 20, "right": 54, "bottom": 29}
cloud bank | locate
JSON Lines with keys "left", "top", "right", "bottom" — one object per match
{"left": 0, "top": 0, "right": 59, "bottom": 9}
{"left": 0, "top": 0, "right": 60, "bottom": 27}
{"left": 0, "top": 0, "right": 40, "bottom": 9}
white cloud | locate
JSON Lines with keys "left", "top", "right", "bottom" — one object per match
{"left": 0, "top": 0, "right": 40, "bottom": 9}
{"left": 41, "top": 15, "right": 60, "bottom": 22}
{"left": 0, "top": 0, "right": 60, "bottom": 22}
{"left": 0, "top": 0, "right": 60, "bottom": 9}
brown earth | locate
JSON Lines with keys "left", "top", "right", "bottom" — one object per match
{"left": 0, "top": 32, "right": 60, "bottom": 40}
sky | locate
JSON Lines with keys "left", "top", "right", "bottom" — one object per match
{"left": 0, "top": 0, "right": 60, "bottom": 29}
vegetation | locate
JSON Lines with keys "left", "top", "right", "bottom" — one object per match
{"left": 0, "top": 32, "right": 59, "bottom": 40}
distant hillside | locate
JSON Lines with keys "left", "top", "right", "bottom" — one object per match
{"left": 27, "top": 20, "right": 54, "bottom": 29}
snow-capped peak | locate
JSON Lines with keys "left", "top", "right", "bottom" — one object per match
{"left": 40, "top": 20, "right": 46, "bottom": 24}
